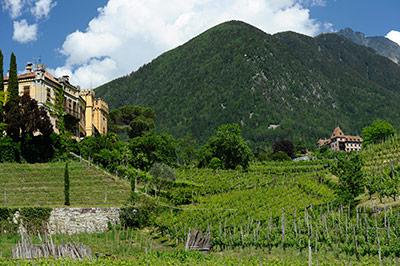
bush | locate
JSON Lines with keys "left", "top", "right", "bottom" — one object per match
{"left": 120, "top": 195, "right": 159, "bottom": 228}
{"left": 0, "top": 207, "right": 52, "bottom": 234}
{"left": 0, "top": 137, "right": 20, "bottom": 162}
{"left": 21, "top": 135, "right": 55, "bottom": 163}
{"left": 272, "top": 140, "right": 295, "bottom": 158}
{"left": 269, "top": 151, "right": 291, "bottom": 161}
{"left": 209, "top": 157, "right": 223, "bottom": 170}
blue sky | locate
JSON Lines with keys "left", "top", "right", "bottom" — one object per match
{"left": 0, "top": 0, "right": 399, "bottom": 88}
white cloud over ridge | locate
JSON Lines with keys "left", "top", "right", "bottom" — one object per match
{"left": 12, "top": 19, "right": 37, "bottom": 43}
{"left": 54, "top": 0, "right": 330, "bottom": 88}
{"left": 386, "top": 30, "right": 400, "bottom": 46}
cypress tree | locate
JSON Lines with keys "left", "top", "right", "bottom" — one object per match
{"left": 8, "top": 53, "right": 18, "bottom": 101}
{"left": 0, "top": 49, "right": 3, "bottom": 92}
{"left": 64, "top": 162, "right": 70, "bottom": 206}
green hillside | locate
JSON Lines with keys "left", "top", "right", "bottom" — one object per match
{"left": 0, "top": 162, "right": 130, "bottom": 207}
{"left": 96, "top": 20, "right": 400, "bottom": 145}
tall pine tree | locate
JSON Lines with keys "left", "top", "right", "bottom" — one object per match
{"left": 8, "top": 53, "right": 18, "bottom": 102}
{"left": 0, "top": 49, "right": 3, "bottom": 92}
{"left": 64, "top": 162, "right": 70, "bottom": 206}
{"left": 0, "top": 49, "right": 4, "bottom": 124}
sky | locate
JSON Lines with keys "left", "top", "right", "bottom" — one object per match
{"left": 0, "top": 0, "right": 399, "bottom": 89}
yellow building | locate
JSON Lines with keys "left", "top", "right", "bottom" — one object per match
{"left": 79, "top": 90, "right": 108, "bottom": 136}
{"left": 3, "top": 63, "right": 109, "bottom": 138}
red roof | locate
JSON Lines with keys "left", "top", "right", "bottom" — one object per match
{"left": 4, "top": 71, "right": 60, "bottom": 85}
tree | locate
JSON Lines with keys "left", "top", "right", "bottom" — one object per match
{"left": 64, "top": 162, "right": 70, "bottom": 206}
{"left": 149, "top": 163, "right": 176, "bottom": 196}
{"left": 128, "top": 115, "right": 155, "bottom": 138}
{"left": 0, "top": 49, "right": 4, "bottom": 92}
{"left": 272, "top": 140, "right": 295, "bottom": 158}
{"left": 331, "top": 153, "right": 365, "bottom": 204}
{"left": 199, "top": 124, "right": 253, "bottom": 170}
{"left": 4, "top": 94, "right": 53, "bottom": 142}
{"left": 129, "top": 132, "right": 178, "bottom": 170}
{"left": 4, "top": 95, "right": 54, "bottom": 162}
{"left": 109, "top": 105, "right": 155, "bottom": 139}
{"left": 8, "top": 53, "right": 18, "bottom": 102}
{"left": 0, "top": 50, "right": 4, "bottom": 125}
{"left": 362, "top": 120, "right": 395, "bottom": 146}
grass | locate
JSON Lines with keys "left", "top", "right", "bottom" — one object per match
{"left": 0, "top": 161, "right": 130, "bottom": 207}
{"left": 0, "top": 229, "right": 392, "bottom": 265}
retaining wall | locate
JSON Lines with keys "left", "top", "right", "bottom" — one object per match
{"left": 47, "top": 208, "right": 120, "bottom": 235}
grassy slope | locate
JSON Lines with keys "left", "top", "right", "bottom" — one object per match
{"left": 0, "top": 161, "right": 130, "bottom": 207}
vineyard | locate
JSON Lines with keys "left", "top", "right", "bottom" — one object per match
{"left": 3, "top": 139, "right": 400, "bottom": 264}
{"left": 156, "top": 161, "right": 336, "bottom": 245}
{"left": 148, "top": 158, "right": 400, "bottom": 262}
{"left": 0, "top": 162, "right": 130, "bottom": 207}
{"left": 362, "top": 134, "right": 400, "bottom": 176}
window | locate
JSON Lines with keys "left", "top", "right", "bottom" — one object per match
{"left": 46, "top": 88, "right": 51, "bottom": 102}
{"left": 23, "top": 86, "right": 30, "bottom": 96}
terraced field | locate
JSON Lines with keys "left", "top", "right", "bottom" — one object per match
{"left": 0, "top": 161, "right": 130, "bottom": 207}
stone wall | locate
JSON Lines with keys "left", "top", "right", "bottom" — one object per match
{"left": 47, "top": 208, "right": 120, "bottom": 235}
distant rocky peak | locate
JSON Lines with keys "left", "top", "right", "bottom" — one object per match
{"left": 337, "top": 28, "right": 400, "bottom": 64}
{"left": 337, "top": 28, "right": 367, "bottom": 45}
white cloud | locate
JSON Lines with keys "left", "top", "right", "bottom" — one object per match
{"left": 386, "top": 30, "right": 400, "bottom": 46}
{"left": 297, "top": 0, "right": 326, "bottom": 7}
{"left": 31, "top": 0, "right": 56, "bottom": 19}
{"left": 55, "top": 0, "right": 329, "bottom": 88}
{"left": 2, "top": 0, "right": 24, "bottom": 18}
{"left": 12, "top": 19, "right": 38, "bottom": 43}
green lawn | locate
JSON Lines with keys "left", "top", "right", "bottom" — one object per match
{"left": 0, "top": 161, "right": 130, "bottom": 207}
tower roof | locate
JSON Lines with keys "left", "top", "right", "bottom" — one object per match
{"left": 331, "top": 127, "right": 344, "bottom": 138}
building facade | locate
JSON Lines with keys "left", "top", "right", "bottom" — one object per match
{"left": 3, "top": 63, "right": 108, "bottom": 138}
{"left": 318, "top": 127, "right": 363, "bottom": 152}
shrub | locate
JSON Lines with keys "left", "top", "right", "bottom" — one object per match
{"left": 272, "top": 140, "right": 295, "bottom": 158}
{"left": 269, "top": 151, "right": 291, "bottom": 161}
{"left": 120, "top": 195, "right": 159, "bottom": 228}
{"left": 0, "top": 136, "right": 20, "bottom": 162}
{"left": 209, "top": 157, "right": 223, "bottom": 170}
{"left": 0, "top": 207, "right": 52, "bottom": 234}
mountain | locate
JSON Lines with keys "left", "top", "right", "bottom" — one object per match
{"left": 96, "top": 21, "right": 400, "bottom": 146}
{"left": 337, "top": 28, "right": 400, "bottom": 64}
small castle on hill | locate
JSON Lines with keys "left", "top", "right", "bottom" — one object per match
{"left": 3, "top": 63, "right": 108, "bottom": 138}
{"left": 318, "top": 127, "right": 363, "bottom": 152}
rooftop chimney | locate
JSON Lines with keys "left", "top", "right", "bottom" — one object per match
{"left": 26, "top": 62, "right": 33, "bottom": 73}
{"left": 62, "top": 75, "right": 70, "bottom": 82}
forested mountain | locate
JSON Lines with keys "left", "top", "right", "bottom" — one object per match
{"left": 96, "top": 21, "right": 400, "bottom": 146}
{"left": 337, "top": 28, "right": 400, "bottom": 64}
